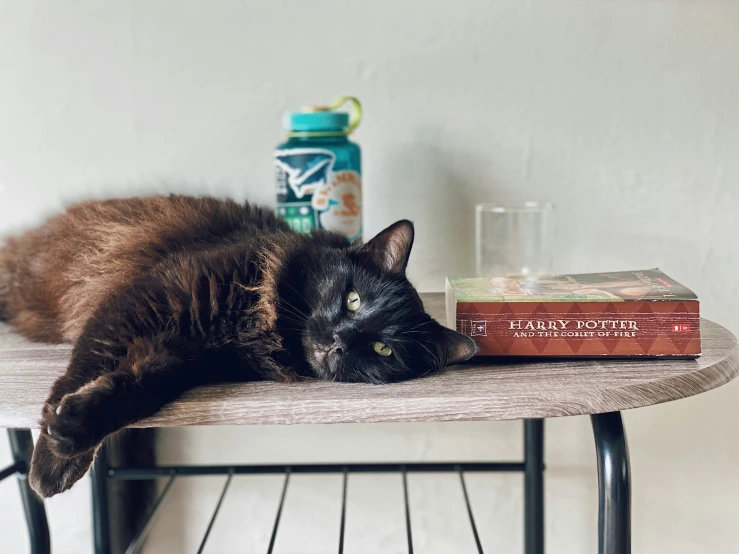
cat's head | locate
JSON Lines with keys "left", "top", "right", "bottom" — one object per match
{"left": 278, "top": 220, "right": 477, "bottom": 384}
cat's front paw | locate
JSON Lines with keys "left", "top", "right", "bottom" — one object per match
{"left": 29, "top": 432, "right": 95, "bottom": 498}
{"left": 43, "top": 392, "right": 102, "bottom": 458}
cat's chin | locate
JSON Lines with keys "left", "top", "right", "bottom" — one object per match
{"left": 306, "top": 356, "right": 338, "bottom": 382}
{"left": 311, "top": 348, "right": 328, "bottom": 366}
{"left": 303, "top": 353, "right": 358, "bottom": 383}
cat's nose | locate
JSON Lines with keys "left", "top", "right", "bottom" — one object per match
{"left": 330, "top": 334, "right": 345, "bottom": 355}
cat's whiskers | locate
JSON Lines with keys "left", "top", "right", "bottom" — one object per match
{"left": 277, "top": 326, "right": 305, "bottom": 335}
{"left": 279, "top": 317, "right": 305, "bottom": 329}
{"left": 275, "top": 316, "right": 307, "bottom": 329}
{"left": 277, "top": 309, "right": 308, "bottom": 326}
{"left": 402, "top": 320, "right": 434, "bottom": 332}
{"left": 275, "top": 301, "right": 309, "bottom": 328}
{"left": 279, "top": 306, "right": 307, "bottom": 322}
{"left": 277, "top": 302, "right": 307, "bottom": 318}
{"left": 276, "top": 301, "right": 307, "bottom": 316}
{"left": 277, "top": 297, "right": 309, "bottom": 320}
{"left": 418, "top": 365, "right": 437, "bottom": 378}
{"left": 280, "top": 280, "right": 312, "bottom": 311}
{"left": 404, "top": 336, "right": 437, "bottom": 363}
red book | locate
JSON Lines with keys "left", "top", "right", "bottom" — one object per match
{"left": 445, "top": 269, "right": 700, "bottom": 357}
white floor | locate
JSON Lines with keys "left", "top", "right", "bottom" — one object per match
{"left": 138, "top": 471, "right": 523, "bottom": 554}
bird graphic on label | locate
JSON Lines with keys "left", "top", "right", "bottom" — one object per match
{"left": 274, "top": 149, "right": 336, "bottom": 199}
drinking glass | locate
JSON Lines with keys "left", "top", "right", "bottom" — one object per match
{"left": 475, "top": 202, "right": 555, "bottom": 278}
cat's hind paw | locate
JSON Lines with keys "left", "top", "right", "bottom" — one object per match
{"left": 29, "top": 432, "right": 95, "bottom": 498}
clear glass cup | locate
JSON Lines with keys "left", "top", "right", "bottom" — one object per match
{"left": 475, "top": 201, "right": 555, "bottom": 278}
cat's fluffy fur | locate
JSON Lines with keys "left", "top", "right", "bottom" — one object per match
{"left": 0, "top": 195, "right": 476, "bottom": 498}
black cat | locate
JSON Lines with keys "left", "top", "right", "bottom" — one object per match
{"left": 0, "top": 195, "right": 476, "bottom": 497}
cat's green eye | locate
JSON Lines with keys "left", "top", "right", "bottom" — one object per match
{"left": 346, "top": 290, "right": 361, "bottom": 312}
{"left": 373, "top": 341, "right": 393, "bottom": 357}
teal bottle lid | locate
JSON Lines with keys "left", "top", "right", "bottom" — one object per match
{"left": 282, "top": 97, "right": 362, "bottom": 137}
{"left": 283, "top": 111, "right": 349, "bottom": 133}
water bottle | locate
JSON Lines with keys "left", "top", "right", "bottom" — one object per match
{"left": 274, "top": 96, "right": 362, "bottom": 242}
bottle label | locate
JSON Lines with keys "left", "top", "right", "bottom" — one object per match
{"left": 274, "top": 148, "right": 362, "bottom": 242}
{"left": 312, "top": 169, "right": 362, "bottom": 240}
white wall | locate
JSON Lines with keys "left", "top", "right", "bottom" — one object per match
{"left": 1, "top": 1, "right": 738, "bottom": 552}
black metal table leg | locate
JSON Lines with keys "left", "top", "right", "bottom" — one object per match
{"left": 92, "top": 440, "right": 112, "bottom": 554}
{"left": 524, "top": 419, "right": 544, "bottom": 554}
{"left": 7, "top": 429, "right": 51, "bottom": 554}
{"left": 591, "top": 412, "right": 631, "bottom": 554}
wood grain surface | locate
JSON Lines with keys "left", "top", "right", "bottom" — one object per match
{"left": 1, "top": 293, "right": 737, "bottom": 428}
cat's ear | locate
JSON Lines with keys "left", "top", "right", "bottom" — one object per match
{"left": 431, "top": 323, "right": 478, "bottom": 367}
{"left": 357, "top": 220, "right": 414, "bottom": 274}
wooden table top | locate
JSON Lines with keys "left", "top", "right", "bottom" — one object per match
{"left": 1, "top": 293, "right": 737, "bottom": 429}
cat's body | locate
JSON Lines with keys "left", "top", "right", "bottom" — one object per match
{"left": 0, "top": 195, "right": 475, "bottom": 497}
{"left": 1, "top": 195, "right": 291, "bottom": 345}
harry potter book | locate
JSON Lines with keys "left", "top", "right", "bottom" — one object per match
{"left": 446, "top": 269, "right": 700, "bottom": 357}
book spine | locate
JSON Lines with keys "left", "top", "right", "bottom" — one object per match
{"left": 454, "top": 300, "right": 700, "bottom": 357}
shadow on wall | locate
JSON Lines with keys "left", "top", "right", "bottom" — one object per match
{"left": 382, "top": 129, "right": 509, "bottom": 285}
